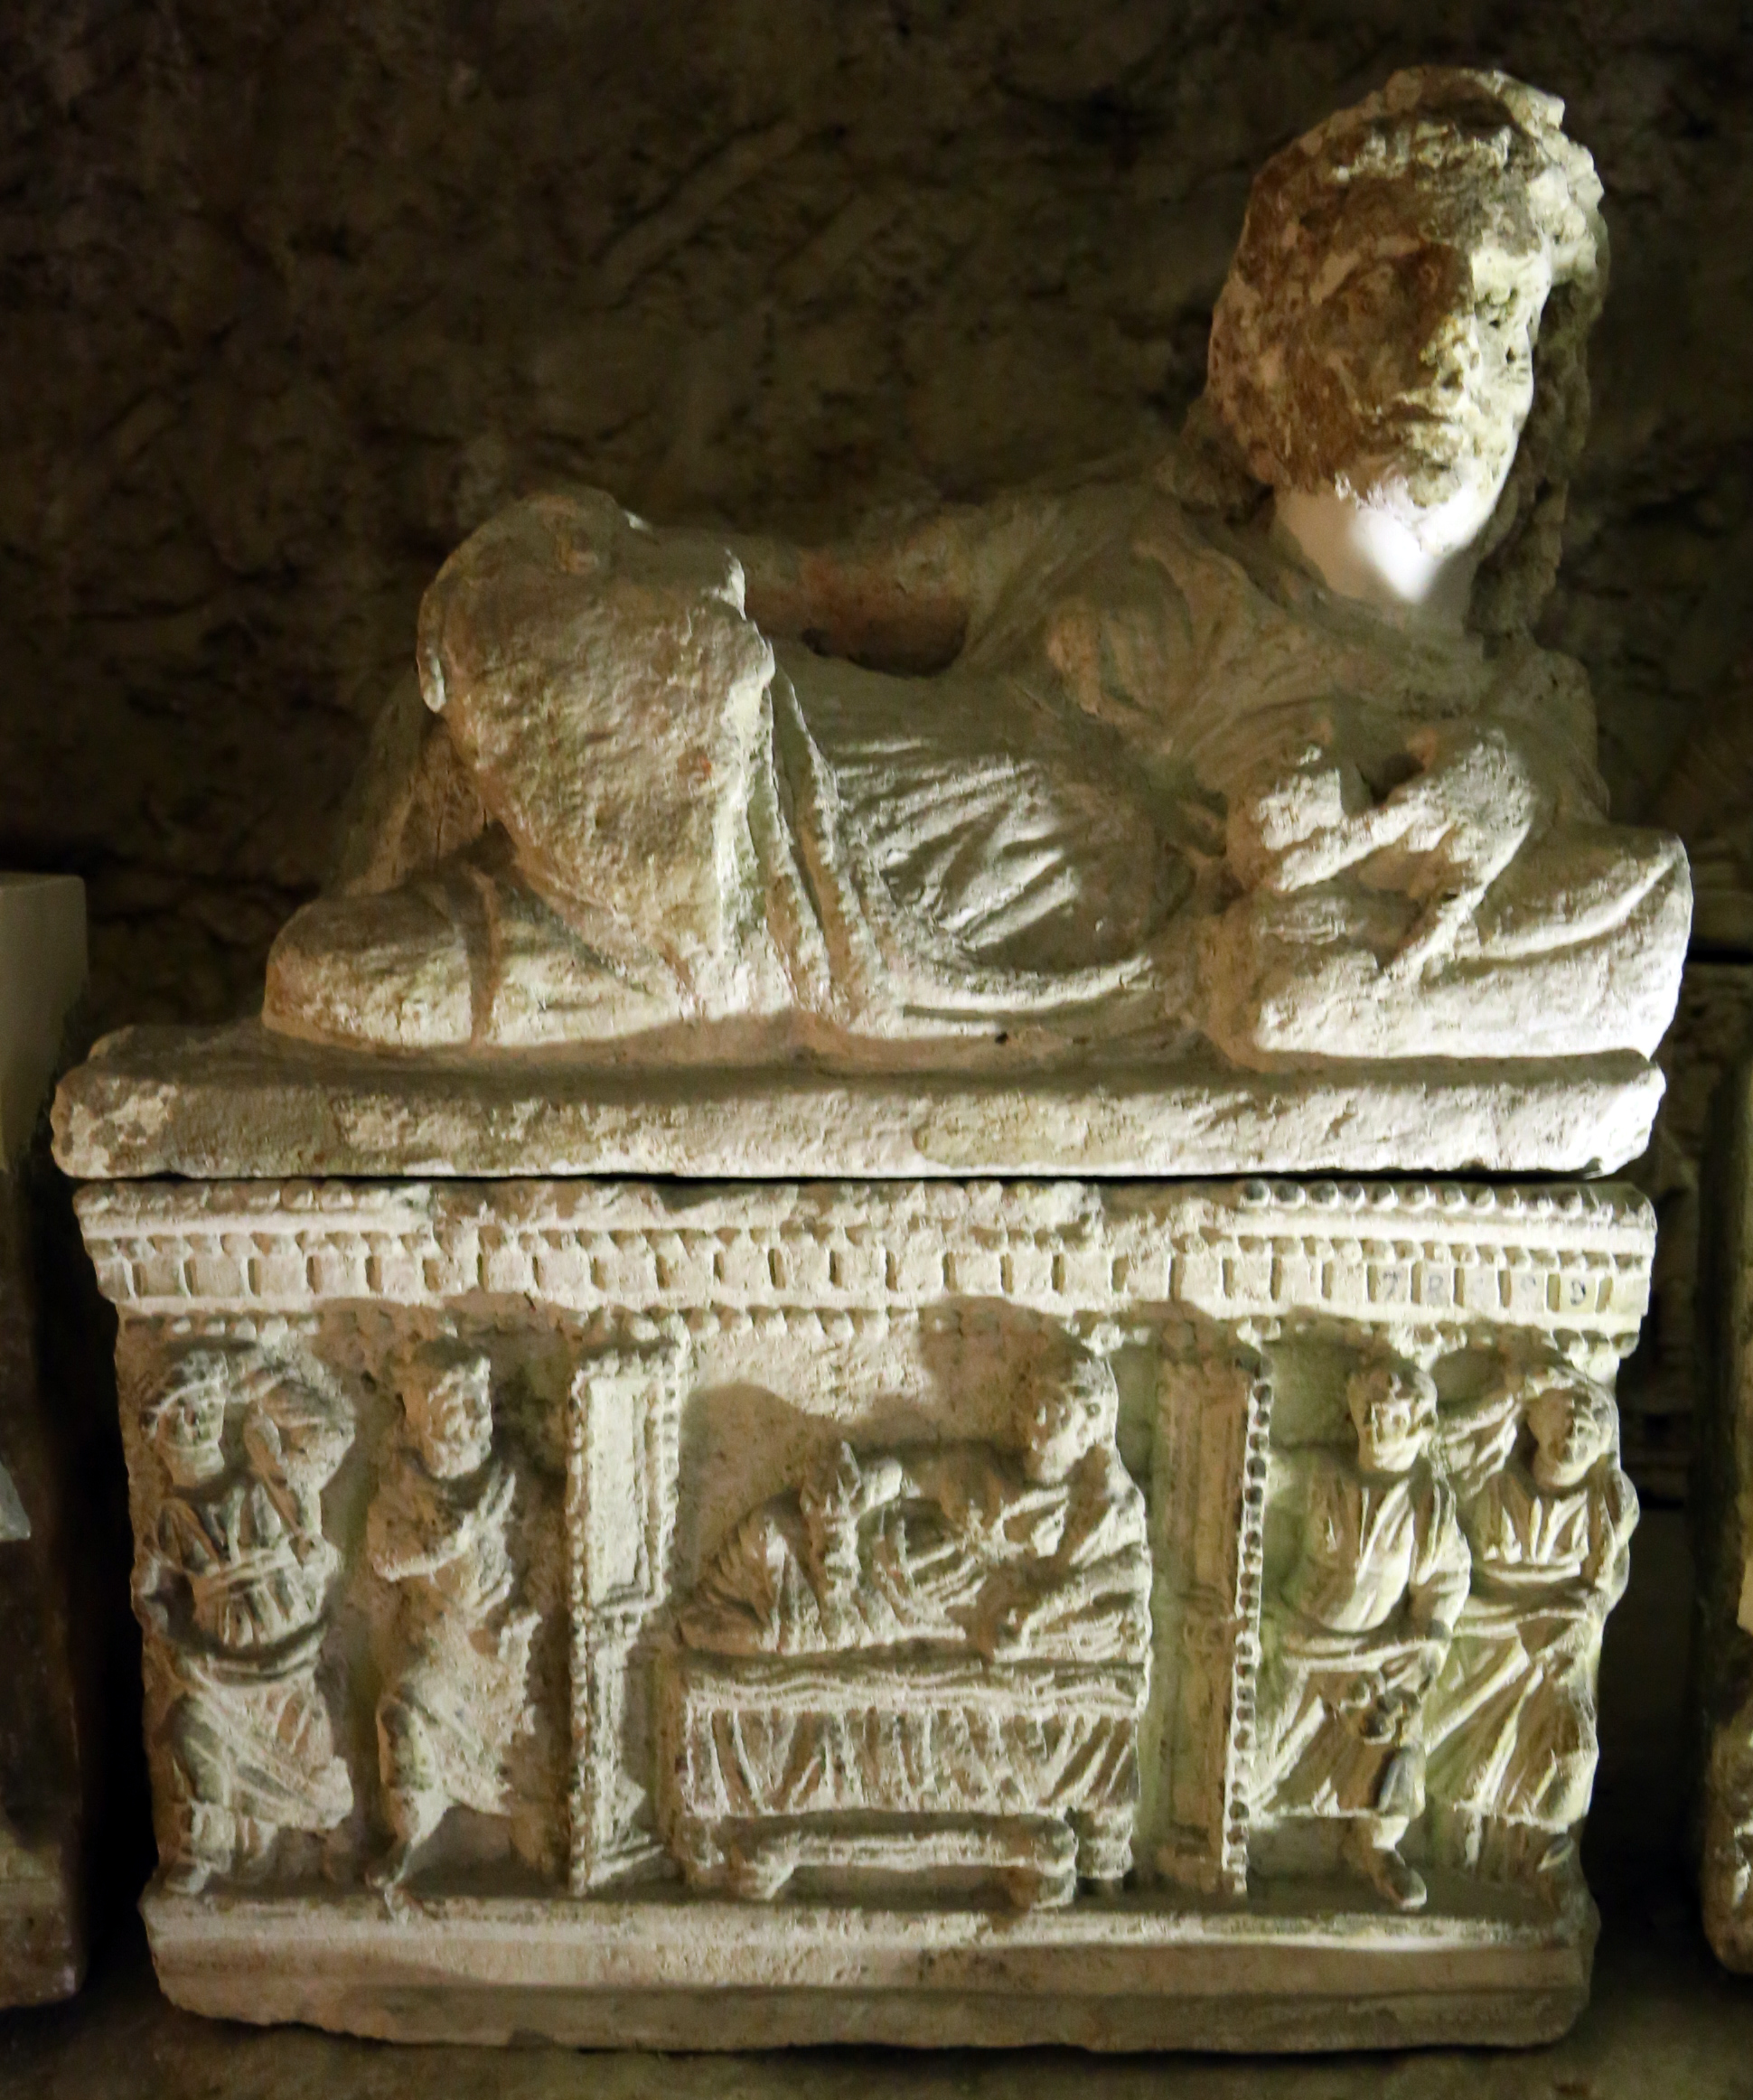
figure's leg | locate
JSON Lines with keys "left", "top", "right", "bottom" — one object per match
{"left": 417, "top": 492, "right": 777, "bottom": 983}
{"left": 370, "top": 1694, "right": 450, "bottom": 1889}
{"left": 1070, "top": 1805, "right": 1134, "bottom": 1890}
{"left": 232, "top": 1815, "right": 280, "bottom": 1880}
{"left": 1340, "top": 1810, "right": 1428, "bottom": 1911}
{"left": 161, "top": 1803, "right": 235, "bottom": 1894}
{"left": 164, "top": 1701, "right": 239, "bottom": 1892}
{"left": 1339, "top": 1745, "right": 1429, "bottom": 1911}
{"left": 369, "top": 1788, "right": 449, "bottom": 1892}
{"left": 1383, "top": 882, "right": 1490, "bottom": 982}
{"left": 267, "top": 493, "right": 791, "bottom": 1049}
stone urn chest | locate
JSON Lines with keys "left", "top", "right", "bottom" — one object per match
{"left": 53, "top": 66, "right": 1685, "bottom": 2053}
{"left": 53, "top": 1041, "right": 1661, "bottom": 2048}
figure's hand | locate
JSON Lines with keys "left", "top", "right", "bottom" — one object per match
{"left": 801, "top": 1445, "right": 867, "bottom": 1593}
{"left": 1228, "top": 748, "right": 1381, "bottom": 894}
{"left": 971, "top": 1574, "right": 1036, "bottom": 1659}
{"left": 1414, "top": 1635, "right": 1449, "bottom": 1687}
{"left": 979, "top": 1601, "right": 1032, "bottom": 1659}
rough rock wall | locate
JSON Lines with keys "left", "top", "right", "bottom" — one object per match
{"left": 3, "top": 1, "right": 1748, "bottom": 1027}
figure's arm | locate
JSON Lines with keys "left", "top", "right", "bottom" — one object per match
{"left": 1407, "top": 1479, "right": 1472, "bottom": 1648}
{"left": 721, "top": 511, "right": 983, "bottom": 674}
{"left": 1228, "top": 748, "right": 1421, "bottom": 895}
{"left": 981, "top": 1463, "right": 1149, "bottom": 1651}
{"left": 1584, "top": 1464, "right": 1638, "bottom": 1608}
{"left": 1058, "top": 1458, "right": 1148, "bottom": 1569}
{"left": 367, "top": 1483, "right": 459, "bottom": 1585}
{"left": 1433, "top": 1374, "right": 1523, "bottom": 1505}
{"left": 720, "top": 479, "right": 1099, "bottom": 678}
{"left": 135, "top": 1537, "right": 178, "bottom": 1639}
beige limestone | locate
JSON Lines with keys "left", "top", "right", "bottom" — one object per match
{"left": 8, "top": 9, "right": 1747, "bottom": 1046}
{"left": 0, "top": 1513, "right": 1725, "bottom": 2090}
{"left": 47, "top": 70, "right": 1683, "bottom": 2051}
{"left": 250, "top": 70, "right": 1687, "bottom": 1112}
{"left": 60, "top": 1172, "right": 1653, "bottom": 2048}
{"left": 52, "top": 1018, "right": 1665, "bottom": 1182}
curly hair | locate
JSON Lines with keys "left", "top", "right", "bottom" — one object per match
{"left": 1205, "top": 67, "right": 1607, "bottom": 635}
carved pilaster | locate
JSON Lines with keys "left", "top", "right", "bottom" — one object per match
{"left": 567, "top": 1336, "right": 685, "bottom": 1891}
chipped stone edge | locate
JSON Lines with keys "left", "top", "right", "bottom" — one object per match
{"left": 51, "top": 1026, "right": 1665, "bottom": 1181}
{"left": 140, "top": 1883, "right": 1596, "bottom": 2050}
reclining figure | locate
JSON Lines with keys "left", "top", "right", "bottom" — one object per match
{"left": 266, "top": 69, "right": 1687, "bottom": 1071}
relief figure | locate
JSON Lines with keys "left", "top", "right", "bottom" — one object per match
{"left": 1255, "top": 1362, "right": 1469, "bottom": 1912}
{"left": 1427, "top": 1367, "right": 1636, "bottom": 1880}
{"left": 265, "top": 69, "right": 1686, "bottom": 1073}
{"left": 368, "top": 1345, "right": 538, "bottom": 1891}
{"left": 135, "top": 1349, "right": 354, "bottom": 1893}
{"left": 1706, "top": 1690, "right": 1753, "bottom": 1924}
{"left": 661, "top": 1349, "right": 1150, "bottom": 1904}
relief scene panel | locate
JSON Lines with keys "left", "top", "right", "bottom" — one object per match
{"left": 79, "top": 1174, "right": 1652, "bottom": 2048}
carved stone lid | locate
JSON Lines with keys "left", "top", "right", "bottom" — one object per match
{"left": 51, "top": 1019, "right": 1662, "bottom": 1181}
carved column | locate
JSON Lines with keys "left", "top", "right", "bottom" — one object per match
{"left": 567, "top": 1336, "right": 683, "bottom": 1891}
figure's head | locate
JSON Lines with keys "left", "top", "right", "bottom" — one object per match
{"left": 147, "top": 1352, "right": 233, "bottom": 1489}
{"left": 1026, "top": 1349, "right": 1120, "bottom": 1484}
{"left": 1207, "top": 69, "right": 1606, "bottom": 624}
{"left": 401, "top": 1345, "right": 494, "bottom": 1479}
{"left": 1523, "top": 1369, "right": 1615, "bottom": 1489}
{"left": 1346, "top": 1360, "right": 1439, "bottom": 1477}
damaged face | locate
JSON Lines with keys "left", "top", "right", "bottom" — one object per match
{"left": 149, "top": 1356, "right": 233, "bottom": 1488}
{"left": 1348, "top": 1364, "right": 1437, "bottom": 1476}
{"left": 1526, "top": 1382, "right": 1611, "bottom": 1488}
{"left": 1025, "top": 1355, "right": 1120, "bottom": 1483}
{"left": 404, "top": 1352, "right": 494, "bottom": 1477}
{"left": 1207, "top": 68, "right": 1603, "bottom": 541}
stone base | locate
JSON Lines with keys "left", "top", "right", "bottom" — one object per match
{"left": 142, "top": 1881, "right": 1593, "bottom": 2050}
{"left": 0, "top": 1842, "right": 81, "bottom": 2007}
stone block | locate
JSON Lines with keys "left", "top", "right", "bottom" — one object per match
{"left": 55, "top": 1169, "right": 1653, "bottom": 2048}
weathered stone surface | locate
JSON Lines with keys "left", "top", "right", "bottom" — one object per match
{"left": 52, "top": 1018, "right": 1667, "bottom": 1182}
{"left": 38, "top": 61, "right": 1704, "bottom": 2050}
{"left": 0, "top": 1510, "right": 1724, "bottom": 2092}
{"left": 64, "top": 1172, "right": 1652, "bottom": 2047}
{"left": 1207, "top": 70, "right": 1602, "bottom": 635}
{"left": 254, "top": 74, "right": 1690, "bottom": 1102}
{"left": 2, "top": 9, "right": 1742, "bottom": 1036}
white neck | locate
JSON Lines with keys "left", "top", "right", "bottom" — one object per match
{"left": 1273, "top": 487, "right": 1495, "bottom": 630}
